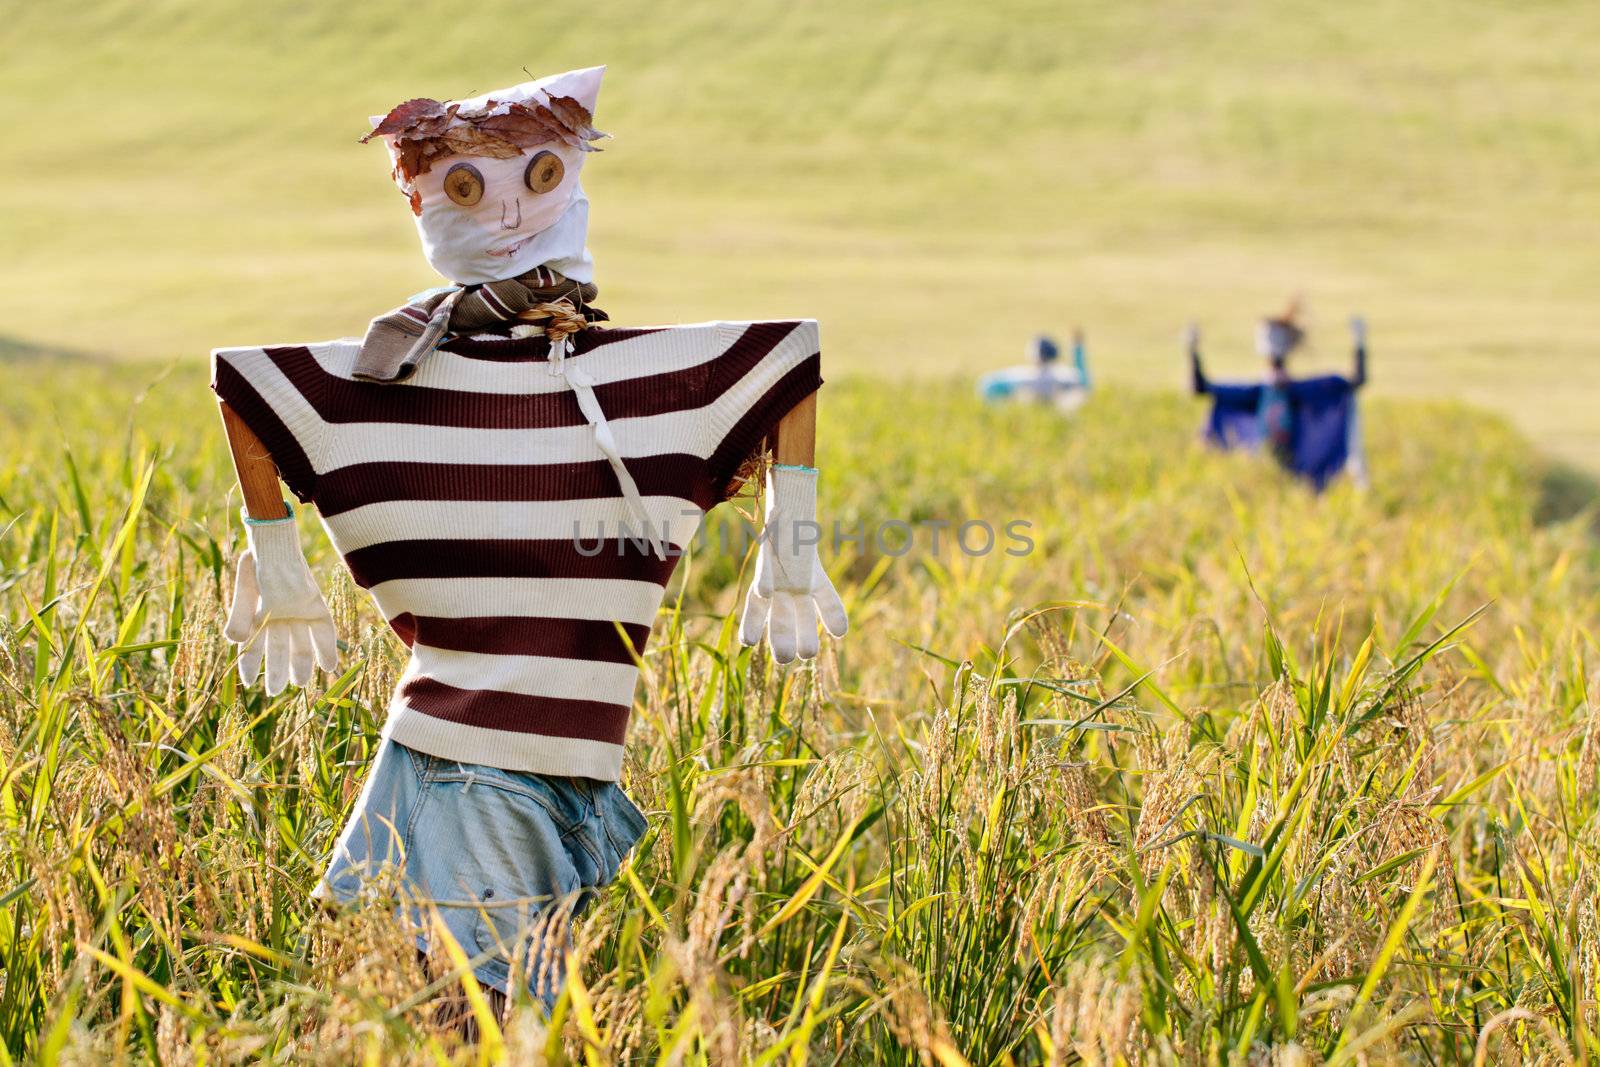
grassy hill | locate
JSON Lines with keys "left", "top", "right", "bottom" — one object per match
{"left": 3, "top": 0, "right": 1599, "bottom": 466}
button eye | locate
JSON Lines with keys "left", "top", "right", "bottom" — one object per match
{"left": 443, "top": 162, "right": 484, "bottom": 206}
{"left": 524, "top": 151, "right": 564, "bottom": 194}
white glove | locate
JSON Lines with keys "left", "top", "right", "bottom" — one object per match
{"left": 739, "top": 466, "right": 848, "bottom": 663}
{"left": 1183, "top": 321, "right": 1200, "bottom": 351}
{"left": 1350, "top": 315, "right": 1368, "bottom": 346}
{"left": 224, "top": 505, "right": 339, "bottom": 694}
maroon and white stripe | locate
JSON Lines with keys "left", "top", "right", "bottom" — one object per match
{"left": 397, "top": 305, "right": 434, "bottom": 327}
{"left": 212, "top": 319, "right": 821, "bottom": 779}
{"left": 475, "top": 284, "right": 518, "bottom": 320}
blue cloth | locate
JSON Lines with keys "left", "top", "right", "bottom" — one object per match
{"left": 1204, "top": 375, "right": 1358, "bottom": 491}
{"left": 315, "top": 738, "right": 647, "bottom": 1006}
{"left": 1258, "top": 384, "right": 1294, "bottom": 466}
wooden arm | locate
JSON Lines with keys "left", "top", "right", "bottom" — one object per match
{"left": 772, "top": 390, "right": 817, "bottom": 467}
{"left": 219, "top": 402, "right": 290, "bottom": 521}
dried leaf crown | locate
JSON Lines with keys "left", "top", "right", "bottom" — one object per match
{"left": 362, "top": 93, "right": 606, "bottom": 183}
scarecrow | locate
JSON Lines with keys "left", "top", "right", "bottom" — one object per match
{"left": 1188, "top": 300, "right": 1369, "bottom": 490}
{"left": 978, "top": 330, "right": 1092, "bottom": 412}
{"left": 210, "top": 65, "right": 848, "bottom": 1013}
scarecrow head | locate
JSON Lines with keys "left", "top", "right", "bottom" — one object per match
{"left": 1031, "top": 334, "right": 1061, "bottom": 365}
{"left": 364, "top": 66, "right": 606, "bottom": 285}
{"left": 1255, "top": 297, "right": 1305, "bottom": 365}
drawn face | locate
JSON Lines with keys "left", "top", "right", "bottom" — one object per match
{"left": 1256, "top": 319, "right": 1301, "bottom": 362}
{"left": 373, "top": 65, "right": 605, "bottom": 284}
{"left": 407, "top": 143, "right": 586, "bottom": 275}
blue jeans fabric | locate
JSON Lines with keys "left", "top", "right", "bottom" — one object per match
{"left": 315, "top": 737, "right": 647, "bottom": 1005}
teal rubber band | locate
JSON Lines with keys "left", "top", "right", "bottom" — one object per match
{"left": 243, "top": 501, "right": 295, "bottom": 526}
{"left": 773, "top": 463, "right": 819, "bottom": 474}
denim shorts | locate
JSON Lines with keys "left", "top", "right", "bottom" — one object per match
{"left": 314, "top": 737, "right": 648, "bottom": 1004}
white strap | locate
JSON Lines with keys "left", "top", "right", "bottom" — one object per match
{"left": 548, "top": 337, "right": 667, "bottom": 560}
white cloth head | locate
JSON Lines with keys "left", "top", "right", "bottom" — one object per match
{"left": 1255, "top": 317, "right": 1303, "bottom": 361}
{"left": 371, "top": 66, "right": 605, "bottom": 284}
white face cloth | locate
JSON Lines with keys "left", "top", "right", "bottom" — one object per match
{"left": 372, "top": 65, "right": 605, "bottom": 285}
{"left": 1256, "top": 318, "right": 1302, "bottom": 361}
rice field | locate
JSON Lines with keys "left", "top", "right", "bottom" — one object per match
{"left": 5, "top": 3, "right": 1600, "bottom": 1058}
{"left": 3, "top": 356, "right": 1598, "bottom": 1063}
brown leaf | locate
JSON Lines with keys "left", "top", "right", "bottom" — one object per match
{"left": 391, "top": 139, "right": 429, "bottom": 182}
{"left": 544, "top": 94, "right": 605, "bottom": 143}
{"left": 369, "top": 86, "right": 607, "bottom": 178}
{"left": 361, "top": 98, "right": 448, "bottom": 142}
{"left": 438, "top": 126, "right": 523, "bottom": 159}
{"left": 406, "top": 102, "right": 461, "bottom": 141}
{"left": 534, "top": 105, "right": 586, "bottom": 148}
{"left": 410, "top": 141, "right": 456, "bottom": 178}
{"left": 475, "top": 102, "right": 566, "bottom": 145}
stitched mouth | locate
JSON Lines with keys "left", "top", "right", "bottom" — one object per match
{"left": 488, "top": 233, "right": 535, "bottom": 257}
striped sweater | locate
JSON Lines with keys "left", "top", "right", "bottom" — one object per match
{"left": 212, "top": 320, "right": 822, "bottom": 779}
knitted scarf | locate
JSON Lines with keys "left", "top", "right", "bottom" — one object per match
{"left": 354, "top": 265, "right": 607, "bottom": 383}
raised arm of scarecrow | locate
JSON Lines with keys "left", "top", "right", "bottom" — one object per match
{"left": 1185, "top": 322, "right": 1209, "bottom": 394}
{"left": 1349, "top": 315, "right": 1368, "bottom": 389}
